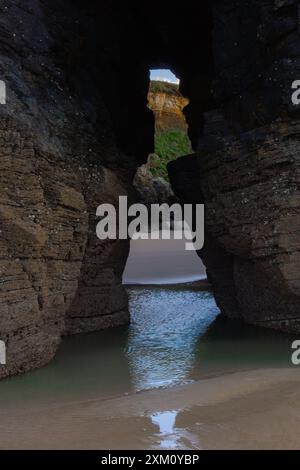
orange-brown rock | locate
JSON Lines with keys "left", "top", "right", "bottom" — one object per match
{"left": 148, "top": 82, "right": 188, "bottom": 132}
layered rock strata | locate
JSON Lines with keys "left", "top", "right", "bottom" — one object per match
{"left": 1, "top": 0, "right": 300, "bottom": 381}
{"left": 169, "top": 0, "right": 300, "bottom": 332}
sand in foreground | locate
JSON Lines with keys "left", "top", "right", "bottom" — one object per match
{"left": 0, "top": 368, "right": 300, "bottom": 450}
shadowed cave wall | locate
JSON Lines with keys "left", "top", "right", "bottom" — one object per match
{"left": 0, "top": 0, "right": 299, "bottom": 378}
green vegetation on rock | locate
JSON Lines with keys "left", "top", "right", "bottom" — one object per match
{"left": 149, "top": 129, "right": 192, "bottom": 181}
{"left": 149, "top": 80, "right": 180, "bottom": 96}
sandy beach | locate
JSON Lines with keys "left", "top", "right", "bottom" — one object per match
{"left": 1, "top": 367, "right": 299, "bottom": 450}
{"left": 123, "top": 237, "right": 207, "bottom": 284}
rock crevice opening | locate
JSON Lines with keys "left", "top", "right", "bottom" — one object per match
{"left": 0, "top": 0, "right": 299, "bottom": 378}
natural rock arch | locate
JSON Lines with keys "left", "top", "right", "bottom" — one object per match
{"left": 0, "top": 0, "right": 299, "bottom": 378}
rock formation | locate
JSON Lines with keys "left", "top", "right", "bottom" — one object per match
{"left": 0, "top": 0, "right": 152, "bottom": 378}
{"left": 148, "top": 81, "right": 188, "bottom": 132}
{"left": 169, "top": 0, "right": 300, "bottom": 333}
{"left": 134, "top": 81, "right": 185, "bottom": 205}
{"left": 133, "top": 157, "right": 177, "bottom": 206}
{"left": 0, "top": 0, "right": 299, "bottom": 378}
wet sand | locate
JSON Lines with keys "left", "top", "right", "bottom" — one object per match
{"left": 1, "top": 368, "right": 300, "bottom": 450}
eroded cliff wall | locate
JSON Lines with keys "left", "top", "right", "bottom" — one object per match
{"left": 170, "top": 0, "right": 300, "bottom": 332}
{"left": 148, "top": 81, "right": 188, "bottom": 132}
{"left": 1, "top": 0, "right": 299, "bottom": 380}
{"left": 0, "top": 0, "right": 153, "bottom": 378}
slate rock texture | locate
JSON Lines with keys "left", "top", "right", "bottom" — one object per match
{"left": 170, "top": 0, "right": 300, "bottom": 332}
{"left": 1, "top": 0, "right": 300, "bottom": 380}
{"left": 0, "top": 0, "right": 148, "bottom": 378}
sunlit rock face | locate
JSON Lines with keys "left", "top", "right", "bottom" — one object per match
{"left": 133, "top": 81, "right": 187, "bottom": 206}
{"left": 148, "top": 82, "right": 188, "bottom": 132}
{"left": 0, "top": 0, "right": 299, "bottom": 378}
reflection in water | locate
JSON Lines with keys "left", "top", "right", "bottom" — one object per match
{"left": 0, "top": 283, "right": 294, "bottom": 409}
{"left": 126, "top": 285, "right": 219, "bottom": 390}
{"left": 151, "top": 411, "right": 180, "bottom": 449}
{"left": 149, "top": 409, "right": 201, "bottom": 450}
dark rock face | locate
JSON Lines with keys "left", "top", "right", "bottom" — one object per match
{"left": 170, "top": 0, "right": 300, "bottom": 332}
{"left": 0, "top": 0, "right": 151, "bottom": 378}
{"left": 133, "top": 161, "right": 177, "bottom": 207}
{"left": 0, "top": 0, "right": 299, "bottom": 378}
